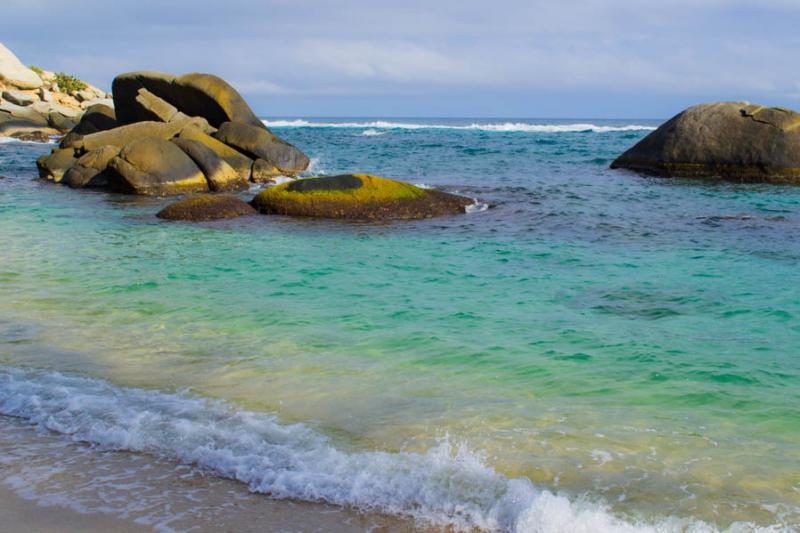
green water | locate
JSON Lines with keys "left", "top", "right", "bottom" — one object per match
{"left": 1, "top": 121, "right": 799, "bottom": 530}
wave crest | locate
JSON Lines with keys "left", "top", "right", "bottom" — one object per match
{"left": 263, "top": 119, "right": 656, "bottom": 133}
{"left": 0, "top": 367, "right": 776, "bottom": 533}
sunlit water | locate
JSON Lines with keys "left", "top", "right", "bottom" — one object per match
{"left": 0, "top": 119, "right": 798, "bottom": 531}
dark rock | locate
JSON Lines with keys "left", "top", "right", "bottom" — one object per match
{"left": 47, "top": 111, "right": 77, "bottom": 132}
{"left": 62, "top": 145, "right": 120, "bottom": 188}
{"left": 251, "top": 173, "right": 473, "bottom": 220}
{"left": 213, "top": 121, "right": 309, "bottom": 176}
{"left": 108, "top": 137, "right": 208, "bottom": 195}
{"left": 36, "top": 148, "right": 78, "bottom": 182}
{"left": 171, "top": 138, "right": 248, "bottom": 191}
{"left": 112, "top": 71, "right": 264, "bottom": 129}
{"left": 611, "top": 102, "right": 800, "bottom": 183}
{"left": 59, "top": 104, "right": 117, "bottom": 148}
{"left": 157, "top": 194, "right": 256, "bottom": 221}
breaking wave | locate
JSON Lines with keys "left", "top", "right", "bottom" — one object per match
{"left": 263, "top": 119, "right": 657, "bottom": 133}
{"left": 0, "top": 367, "right": 780, "bottom": 533}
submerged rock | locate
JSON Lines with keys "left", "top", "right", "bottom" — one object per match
{"left": 611, "top": 102, "right": 800, "bottom": 183}
{"left": 108, "top": 137, "right": 208, "bottom": 195}
{"left": 157, "top": 194, "right": 257, "bottom": 221}
{"left": 251, "top": 173, "right": 473, "bottom": 220}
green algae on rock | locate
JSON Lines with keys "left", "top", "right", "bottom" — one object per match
{"left": 611, "top": 102, "right": 800, "bottom": 183}
{"left": 251, "top": 174, "right": 473, "bottom": 220}
{"left": 157, "top": 194, "right": 257, "bottom": 221}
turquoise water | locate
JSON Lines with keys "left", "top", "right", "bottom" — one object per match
{"left": 0, "top": 119, "right": 799, "bottom": 531}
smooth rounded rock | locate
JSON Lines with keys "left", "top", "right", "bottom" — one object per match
{"left": 611, "top": 102, "right": 800, "bottom": 183}
{"left": 171, "top": 138, "right": 248, "bottom": 191}
{"left": 157, "top": 194, "right": 257, "bottom": 221}
{"left": 213, "top": 121, "right": 309, "bottom": 176}
{"left": 251, "top": 173, "right": 473, "bottom": 220}
{"left": 108, "top": 137, "right": 208, "bottom": 195}
{"left": 112, "top": 71, "right": 263, "bottom": 128}
{"left": 0, "top": 43, "right": 42, "bottom": 89}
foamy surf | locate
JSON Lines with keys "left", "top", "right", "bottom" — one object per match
{"left": 0, "top": 367, "right": 782, "bottom": 533}
{"left": 263, "top": 119, "right": 656, "bottom": 133}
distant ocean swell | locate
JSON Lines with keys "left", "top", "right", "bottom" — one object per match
{"left": 262, "top": 119, "right": 657, "bottom": 133}
{"left": 0, "top": 367, "right": 778, "bottom": 533}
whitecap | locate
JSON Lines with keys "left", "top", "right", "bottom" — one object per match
{"left": 0, "top": 366, "right": 779, "bottom": 533}
{"left": 262, "top": 120, "right": 656, "bottom": 134}
{"left": 360, "top": 129, "right": 387, "bottom": 136}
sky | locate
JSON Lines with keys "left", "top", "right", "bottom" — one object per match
{"left": 4, "top": 0, "right": 799, "bottom": 119}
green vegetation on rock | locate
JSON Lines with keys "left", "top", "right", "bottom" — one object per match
{"left": 54, "top": 72, "right": 88, "bottom": 94}
{"left": 251, "top": 174, "right": 472, "bottom": 220}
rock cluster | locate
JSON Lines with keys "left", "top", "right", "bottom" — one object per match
{"left": 0, "top": 42, "right": 110, "bottom": 141}
{"left": 611, "top": 102, "right": 800, "bottom": 183}
{"left": 36, "top": 70, "right": 310, "bottom": 195}
{"left": 3, "top": 43, "right": 473, "bottom": 221}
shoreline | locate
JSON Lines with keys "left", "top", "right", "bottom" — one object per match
{"left": 0, "top": 413, "right": 424, "bottom": 532}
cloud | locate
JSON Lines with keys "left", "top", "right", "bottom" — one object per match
{"left": 2, "top": 0, "right": 799, "bottom": 115}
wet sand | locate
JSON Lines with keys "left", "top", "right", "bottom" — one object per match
{"left": 0, "top": 415, "right": 425, "bottom": 533}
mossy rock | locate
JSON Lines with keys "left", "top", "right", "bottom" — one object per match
{"left": 157, "top": 194, "right": 257, "bottom": 221}
{"left": 611, "top": 102, "right": 800, "bottom": 183}
{"left": 251, "top": 174, "right": 473, "bottom": 220}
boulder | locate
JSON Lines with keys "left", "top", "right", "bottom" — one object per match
{"left": 112, "top": 71, "right": 263, "bottom": 128}
{"left": 171, "top": 138, "right": 248, "bottom": 191}
{"left": 2, "top": 89, "right": 36, "bottom": 106}
{"left": 611, "top": 102, "right": 800, "bottom": 183}
{"left": 213, "top": 121, "right": 309, "bottom": 175}
{"left": 62, "top": 145, "right": 120, "bottom": 188}
{"left": 108, "top": 137, "right": 209, "bottom": 195}
{"left": 157, "top": 194, "right": 257, "bottom": 221}
{"left": 59, "top": 103, "right": 117, "bottom": 147}
{"left": 32, "top": 101, "right": 82, "bottom": 119}
{"left": 251, "top": 158, "right": 282, "bottom": 182}
{"left": 0, "top": 101, "right": 48, "bottom": 126}
{"left": 36, "top": 148, "right": 78, "bottom": 182}
{"left": 39, "top": 87, "right": 52, "bottom": 103}
{"left": 47, "top": 111, "right": 77, "bottom": 132}
{"left": 0, "top": 43, "right": 42, "bottom": 89}
{"left": 78, "top": 117, "right": 204, "bottom": 152}
{"left": 133, "top": 88, "right": 179, "bottom": 122}
{"left": 79, "top": 97, "right": 114, "bottom": 110}
{"left": 177, "top": 126, "right": 253, "bottom": 179}
{"left": 0, "top": 119, "right": 58, "bottom": 139}
{"left": 250, "top": 173, "right": 473, "bottom": 220}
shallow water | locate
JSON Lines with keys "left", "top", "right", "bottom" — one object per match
{"left": 0, "top": 119, "right": 798, "bottom": 531}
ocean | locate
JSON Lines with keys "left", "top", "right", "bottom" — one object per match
{"left": 0, "top": 118, "right": 798, "bottom": 532}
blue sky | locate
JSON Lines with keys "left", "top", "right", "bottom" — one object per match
{"left": 4, "top": 0, "right": 799, "bottom": 119}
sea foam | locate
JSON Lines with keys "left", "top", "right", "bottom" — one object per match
{"left": 263, "top": 119, "right": 656, "bottom": 133}
{"left": 0, "top": 367, "right": 781, "bottom": 533}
